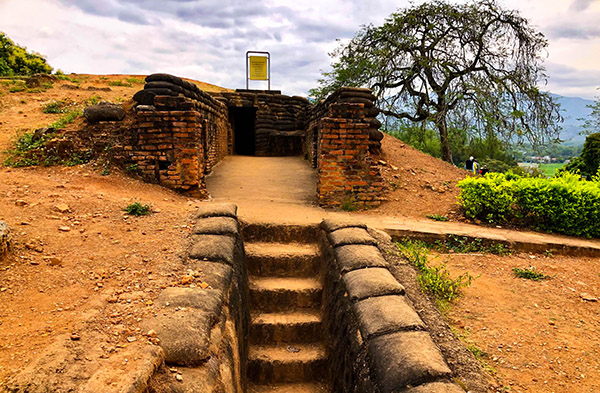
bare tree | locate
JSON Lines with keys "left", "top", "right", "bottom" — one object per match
{"left": 310, "top": 0, "right": 562, "bottom": 163}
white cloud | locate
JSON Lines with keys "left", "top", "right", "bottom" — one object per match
{"left": 0, "top": 0, "right": 599, "bottom": 98}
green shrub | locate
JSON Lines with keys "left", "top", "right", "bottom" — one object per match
{"left": 50, "top": 110, "right": 81, "bottom": 129}
{"left": 458, "top": 172, "right": 516, "bottom": 223}
{"left": 42, "top": 99, "right": 68, "bottom": 113}
{"left": 426, "top": 214, "right": 449, "bottom": 221}
{"left": 108, "top": 80, "right": 132, "bottom": 87}
{"left": 458, "top": 171, "right": 600, "bottom": 237}
{"left": 125, "top": 202, "right": 152, "bottom": 216}
{"left": 125, "top": 77, "right": 144, "bottom": 85}
{"left": 397, "top": 240, "right": 473, "bottom": 304}
{"left": 513, "top": 266, "right": 550, "bottom": 281}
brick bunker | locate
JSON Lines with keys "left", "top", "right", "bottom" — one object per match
{"left": 84, "top": 73, "right": 385, "bottom": 208}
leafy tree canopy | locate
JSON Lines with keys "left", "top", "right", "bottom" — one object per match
{"left": 311, "top": 0, "right": 562, "bottom": 163}
{"left": 563, "top": 132, "right": 600, "bottom": 178}
{"left": 580, "top": 94, "right": 600, "bottom": 136}
{"left": 0, "top": 31, "right": 52, "bottom": 76}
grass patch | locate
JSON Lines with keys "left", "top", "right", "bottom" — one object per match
{"left": 340, "top": 197, "right": 358, "bottom": 212}
{"left": 434, "top": 236, "right": 510, "bottom": 255}
{"left": 396, "top": 239, "right": 473, "bottom": 305}
{"left": 42, "top": 99, "right": 70, "bottom": 114}
{"left": 426, "top": 214, "right": 449, "bottom": 222}
{"left": 50, "top": 110, "right": 82, "bottom": 129}
{"left": 125, "top": 202, "right": 152, "bottom": 216}
{"left": 108, "top": 80, "right": 132, "bottom": 87}
{"left": 538, "top": 163, "right": 565, "bottom": 177}
{"left": 125, "top": 77, "right": 144, "bottom": 85}
{"left": 513, "top": 266, "right": 550, "bottom": 281}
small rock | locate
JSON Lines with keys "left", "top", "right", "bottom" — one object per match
{"left": 580, "top": 293, "right": 598, "bottom": 302}
{"left": 175, "top": 374, "right": 183, "bottom": 382}
{"left": 378, "top": 160, "right": 387, "bottom": 166}
{"left": 15, "top": 200, "right": 28, "bottom": 207}
{"left": 391, "top": 165, "right": 399, "bottom": 171}
{"left": 54, "top": 204, "right": 71, "bottom": 213}
{"left": 126, "top": 336, "right": 137, "bottom": 343}
{"left": 70, "top": 333, "right": 81, "bottom": 341}
{"left": 43, "top": 256, "right": 62, "bottom": 266}
{"left": 58, "top": 226, "right": 71, "bottom": 232}
{"left": 146, "top": 329, "right": 157, "bottom": 338}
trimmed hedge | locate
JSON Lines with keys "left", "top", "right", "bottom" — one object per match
{"left": 458, "top": 172, "right": 600, "bottom": 238}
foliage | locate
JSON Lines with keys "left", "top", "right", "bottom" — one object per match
{"left": 49, "top": 110, "right": 81, "bottom": 129}
{"left": 0, "top": 32, "right": 53, "bottom": 76}
{"left": 311, "top": 0, "right": 562, "bottom": 163}
{"left": 426, "top": 214, "right": 449, "bottom": 222}
{"left": 42, "top": 99, "right": 74, "bottom": 114}
{"left": 458, "top": 171, "right": 600, "bottom": 237}
{"left": 125, "top": 202, "right": 152, "bottom": 216}
{"left": 513, "top": 266, "right": 550, "bottom": 281}
{"left": 126, "top": 163, "right": 139, "bottom": 173}
{"left": 125, "top": 77, "right": 144, "bottom": 85}
{"left": 563, "top": 133, "right": 600, "bottom": 179}
{"left": 434, "top": 236, "right": 511, "bottom": 255}
{"left": 108, "top": 80, "right": 132, "bottom": 87}
{"left": 580, "top": 95, "right": 600, "bottom": 136}
{"left": 397, "top": 240, "right": 473, "bottom": 304}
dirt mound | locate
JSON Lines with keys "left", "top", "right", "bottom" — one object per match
{"left": 370, "top": 133, "right": 470, "bottom": 218}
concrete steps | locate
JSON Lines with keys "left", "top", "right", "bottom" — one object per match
{"left": 250, "top": 311, "right": 323, "bottom": 344}
{"left": 244, "top": 224, "right": 329, "bottom": 392}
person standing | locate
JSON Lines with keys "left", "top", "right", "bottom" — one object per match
{"left": 465, "top": 156, "right": 475, "bottom": 171}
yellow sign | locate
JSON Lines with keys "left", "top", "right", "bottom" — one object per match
{"left": 249, "top": 56, "right": 268, "bottom": 80}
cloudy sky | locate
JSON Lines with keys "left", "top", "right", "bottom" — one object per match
{"left": 1, "top": 0, "right": 599, "bottom": 99}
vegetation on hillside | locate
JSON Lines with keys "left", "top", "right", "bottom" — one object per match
{"left": 0, "top": 31, "right": 52, "bottom": 76}
{"left": 562, "top": 132, "right": 600, "bottom": 179}
{"left": 311, "top": 0, "right": 562, "bottom": 163}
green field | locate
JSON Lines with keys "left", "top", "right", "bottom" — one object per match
{"left": 538, "top": 163, "right": 564, "bottom": 177}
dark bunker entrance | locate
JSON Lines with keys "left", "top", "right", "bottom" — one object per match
{"left": 229, "top": 107, "right": 257, "bottom": 155}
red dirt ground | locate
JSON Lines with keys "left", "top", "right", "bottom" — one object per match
{"left": 1, "top": 74, "right": 599, "bottom": 392}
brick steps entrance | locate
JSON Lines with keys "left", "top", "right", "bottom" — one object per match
{"left": 244, "top": 225, "right": 329, "bottom": 392}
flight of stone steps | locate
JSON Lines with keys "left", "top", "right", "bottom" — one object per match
{"left": 244, "top": 224, "right": 329, "bottom": 393}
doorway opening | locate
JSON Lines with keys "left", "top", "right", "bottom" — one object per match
{"left": 229, "top": 107, "right": 257, "bottom": 155}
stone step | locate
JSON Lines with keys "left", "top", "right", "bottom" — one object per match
{"left": 245, "top": 242, "right": 320, "bottom": 277}
{"left": 249, "top": 277, "right": 322, "bottom": 312}
{"left": 242, "top": 222, "right": 319, "bottom": 244}
{"left": 247, "top": 382, "right": 330, "bottom": 393}
{"left": 250, "top": 311, "right": 322, "bottom": 344}
{"left": 247, "top": 344, "right": 327, "bottom": 384}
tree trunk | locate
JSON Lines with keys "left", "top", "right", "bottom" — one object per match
{"left": 436, "top": 116, "right": 453, "bottom": 164}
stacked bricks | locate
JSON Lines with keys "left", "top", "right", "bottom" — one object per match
{"left": 123, "top": 74, "right": 232, "bottom": 196}
{"left": 211, "top": 90, "right": 310, "bottom": 156}
{"left": 307, "top": 87, "right": 385, "bottom": 208}
{"left": 125, "top": 96, "right": 206, "bottom": 196}
{"left": 319, "top": 219, "right": 464, "bottom": 393}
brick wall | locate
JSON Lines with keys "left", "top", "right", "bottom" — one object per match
{"left": 307, "top": 87, "right": 385, "bottom": 208}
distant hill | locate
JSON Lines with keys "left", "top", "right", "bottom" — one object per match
{"left": 552, "top": 94, "right": 595, "bottom": 144}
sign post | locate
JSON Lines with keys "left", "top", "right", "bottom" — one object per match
{"left": 246, "top": 51, "right": 270, "bottom": 90}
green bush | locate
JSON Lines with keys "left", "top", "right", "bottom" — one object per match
{"left": 397, "top": 240, "right": 473, "bottom": 304}
{"left": 458, "top": 171, "right": 600, "bottom": 237}
{"left": 125, "top": 202, "right": 152, "bottom": 216}
{"left": 563, "top": 133, "right": 600, "bottom": 179}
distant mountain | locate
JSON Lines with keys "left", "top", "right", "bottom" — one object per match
{"left": 551, "top": 94, "right": 595, "bottom": 144}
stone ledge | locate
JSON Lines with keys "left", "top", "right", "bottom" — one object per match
{"left": 321, "top": 218, "right": 367, "bottom": 233}
{"left": 328, "top": 227, "right": 377, "bottom": 247}
{"left": 334, "top": 244, "right": 388, "bottom": 273}
{"left": 193, "top": 216, "right": 239, "bottom": 236}
{"left": 404, "top": 381, "right": 466, "bottom": 393}
{"left": 368, "top": 331, "right": 452, "bottom": 391}
{"left": 188, "top": 234, "right": 236, "bottom": 265}
{"left": 195, "top": 203, "right": 238, "bottom": 219}
{"left": 354, "top": 295, "right": 425, "bottom": 339}
{"left": 342, "top": 267, "right": 405, "bottom": 301}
